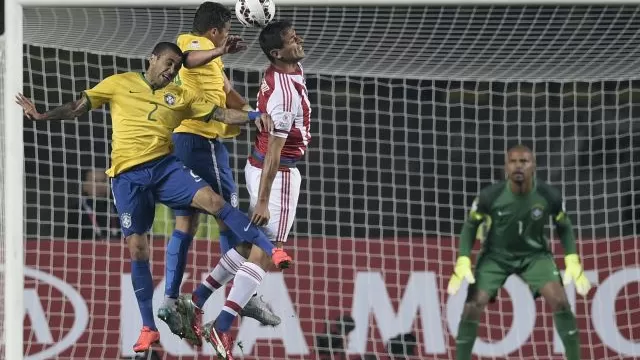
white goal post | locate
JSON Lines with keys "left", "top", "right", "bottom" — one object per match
{"left": 4, "top": 0, "right": 640, "bottom": 360}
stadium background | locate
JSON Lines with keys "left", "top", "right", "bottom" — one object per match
{"left": 10, "top": 3, "right": 640, "bottom": 360}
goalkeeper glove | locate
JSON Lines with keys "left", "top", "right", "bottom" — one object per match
{"left": 562, "top": 254, "right": 592, "bottom": 296}
{"left": 447, "top": 256, "right": 476, "bottom": 295}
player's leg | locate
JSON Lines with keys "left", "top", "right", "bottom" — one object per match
{"left": 157, "top": 134, "right": 207, "bottom": 337}
{"left": 521, "top": 254, "right": 580, "bottom": 360}
{"left": 456, "top": 255, "right": 510, "bottom": 360}
{"left": 208, "top": 139, "right": 242, "bottom": 254}
{"left": 111, "top": 172, "right": 160, "bottom": 352}
{"left": 162, "top": 133, "right": 215, "bottom": 307}
{"left": 189, "top": 185, "right": 291, "bottom": 267}
{"left": 204, "top": 164, "right": 301, "bottom": 349}
{"left": 187, "top": 137, "right": 247, "bottom": 309}
{"left": 187, "top": 139, "right": 280, "bottom": 323}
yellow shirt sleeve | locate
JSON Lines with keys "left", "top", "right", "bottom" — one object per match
{"left": 83, "top": 75, "right": 116, "bottom": 109}
{"left": 182, "top": 89, "right": 217, "bottom": 121}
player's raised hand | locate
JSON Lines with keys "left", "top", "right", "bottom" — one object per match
{"left": 447, "top": 256, "right": 476, "bottom": 295}
{"left": 15, "top": 93, "right": 43, "bottom": 120}
{"left": 255, "top": 113, "right": 274, "bottom": 133}
{"left": 223, "top": 35, "right": 247, "bottom": 54}
{"left": 562, "top": 254, "right": 592, "bottom": 296}
{"left": 251, "top": 201, "right": 270, "bottom": 227}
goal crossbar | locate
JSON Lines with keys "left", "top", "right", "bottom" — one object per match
{"left": 14, "top": 0, "right": 640, "bottom": 6}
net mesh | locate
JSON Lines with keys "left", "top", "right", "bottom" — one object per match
{"left": 23, "top": 5, "right": 640, "bottom": 80}
{"left": 10, "top": 4, "right": 640, "bottom": 360}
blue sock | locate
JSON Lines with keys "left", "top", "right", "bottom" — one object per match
{"left": 131, "top": 260, "right": 156, "bottom": 330}
{"left": 164, "top": 230, "right": 193, "bottom": 299}
{"left": 192, "top": 286, "right": 213, "bottom": 309}
{"left": 214, "top": 310, "right": 237, "bottom": 333}
{"left": 216, "top": 203, "right": 274, "bottom": 255}
{"left": 218, "top": 229, "right": 237, "bottom": 254}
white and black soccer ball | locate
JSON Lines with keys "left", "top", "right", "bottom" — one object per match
{"left": 235, "top": 0, "right": 276, "bottom": 28}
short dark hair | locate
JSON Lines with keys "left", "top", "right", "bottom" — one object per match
{"left": 259, "top": 20, "right": 293, "bottom": 63}
{"left": 507, "top": 144, "right": 533, "bottom": 156}
{"left": 151, "top": 42, "right": 183, "bottom": 58}
{"left": 192, "top": 2, "right": 232, "bottom": 34}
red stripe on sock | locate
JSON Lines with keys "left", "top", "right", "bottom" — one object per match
{"left": 239, "top": 265, "right": 264, "bottom": 283}
{"left": 220, "top": 253, "right": 240, "bottom": 273}
{"left": 205, "top": 275, "right": 222, "bottom": 289}
{"left": 224, "top": 300, "right": 243, "bottom": 314}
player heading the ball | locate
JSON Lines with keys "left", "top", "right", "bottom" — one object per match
{"left": 158, "top": 2, "right": 281, "bottom": 345}
{"left": 15, "top": 41, "right": 292, "bottom": 354}
{"left": 447, "top": 145, "right": 592, "bottom": 360}
{"left": 178, "top": 20, "right": 308, "bottom": 359}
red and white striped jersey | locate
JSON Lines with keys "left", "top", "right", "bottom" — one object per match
{"left": 253, "top": 63, "right": 311, "bottom": 161}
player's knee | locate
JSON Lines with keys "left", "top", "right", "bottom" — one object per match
{"left": 126, "top": 234, "right": 149, "bottom": 260}
{"left": 235, "top": 242, "right": 252, "bottom": 258}
{"left": 192, "top": 187, "right": 226, "bottom": 215}
{"left": 461, "top": 301, "right": 485, "bottom": 320}
{"left": 462, "top": 292, "right": 489, "bottom": 320}
{"left": 247, "top": 243, "right": 274, "bottom": 270}
{"left": 175, "top": 214, "right": 199, "bottom": 236}
{"left": 547, "top": 295, "right": 571, "bottom": 312}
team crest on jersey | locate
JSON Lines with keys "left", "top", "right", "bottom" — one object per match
{"left": 189, "top": 40, "right": 200, "bottom": 49}
{"left": 531, "top": 204, "right": 545, "bottom": 220}
{"left": 121, "top": 213, "right": 132, "bottom": 229}
{"left": 164, "top": 93, "right": 176, "bottom": 106}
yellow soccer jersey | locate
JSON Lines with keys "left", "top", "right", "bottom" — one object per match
{"left": 83, "top": 72, "right": 215, "bottom": 177}
{"left": 173, "top": 33, "right": 240, "bottom": 139}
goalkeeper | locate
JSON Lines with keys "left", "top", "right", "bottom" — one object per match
{"left": 447, "top": 145, "right": 592, "bottom": 360}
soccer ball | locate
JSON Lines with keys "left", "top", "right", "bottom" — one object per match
{"left": 235, "top": 0, "right": 276, "bottom": 28}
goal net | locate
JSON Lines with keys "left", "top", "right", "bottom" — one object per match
{"left": 9, "top": 3, "right": 640, "bottom": 360}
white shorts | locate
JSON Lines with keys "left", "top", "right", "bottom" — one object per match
{"left": 244, "top": 161, "right": 301, "bottom": 243}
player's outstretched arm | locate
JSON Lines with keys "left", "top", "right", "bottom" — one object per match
{"left": 15, "top": 93, "right": 90, "bottom": 121}
{"left": 182, "top": 36, "right": 246, "bottom": 68}
{"left": 251, "top": 135, "right": 286, "bottom": 226}
{"left": 211, "top": 107, "right": 274, "bottom": 131}
{"left": 447, "top": 197, "right": 487, "bottom": 295}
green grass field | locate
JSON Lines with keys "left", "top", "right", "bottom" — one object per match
{"left": 151, "top": 204, "right": 220, "bottom": 241}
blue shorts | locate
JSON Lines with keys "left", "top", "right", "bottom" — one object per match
{"left": 171, "top": 133, "right": 238, "bottom": 216}
{"left": 111, "top": 155, "right": 208, "bottom": 237}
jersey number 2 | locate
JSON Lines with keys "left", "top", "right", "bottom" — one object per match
{"left": 147, "top": 103, "right": 158, "bottom": 121}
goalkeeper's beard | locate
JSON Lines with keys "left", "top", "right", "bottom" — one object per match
{"left": 511, "top": 171, "right": 525, "bottom": 183}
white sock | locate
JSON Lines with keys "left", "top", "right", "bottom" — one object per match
{"left": 223, "top": 262, "right": 265, "bottom": 316}
{"left": 203, "top": 248, "right": 247, "bottom": 291}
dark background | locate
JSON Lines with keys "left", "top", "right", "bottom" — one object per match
{"left": 22, "top": 45, "right": 640, "bottom": 241}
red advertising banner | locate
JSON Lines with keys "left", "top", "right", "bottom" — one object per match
{"left": 23, "top": 237, "right": 639, "bottom": 359}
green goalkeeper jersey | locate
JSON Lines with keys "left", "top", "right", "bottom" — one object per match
{"left": 458, "top": 180, "right": 577, "bottom": 259}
